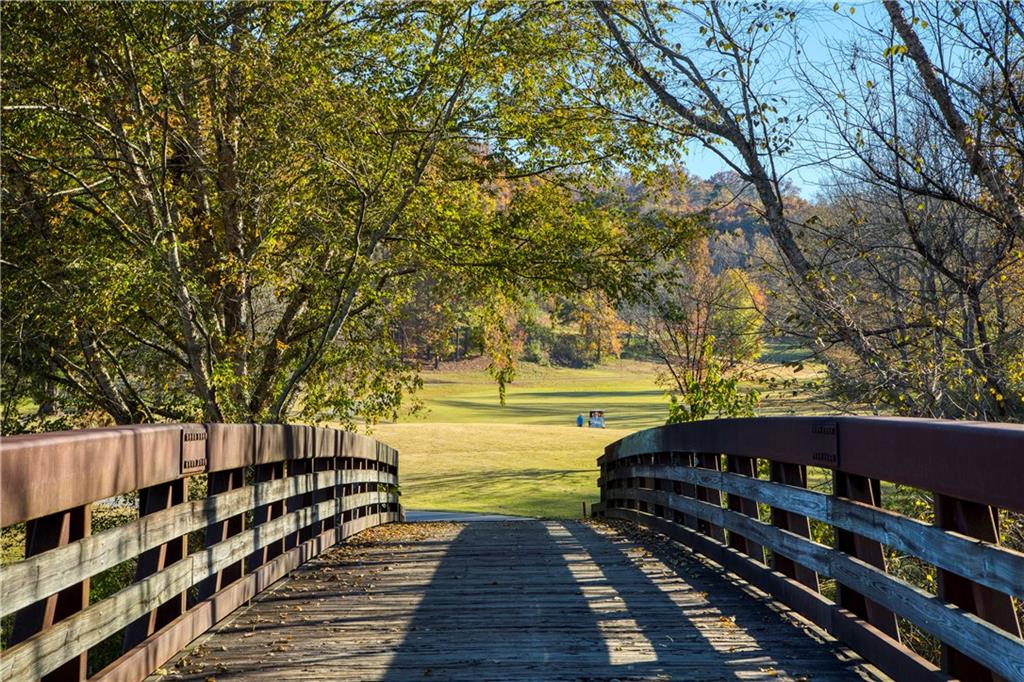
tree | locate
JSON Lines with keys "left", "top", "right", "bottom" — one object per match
{"left": 591, "top": 0, "right": 1024, "bottom": 421}
{"left": 711, "top": 268, "right": 765, "bottom": 366}
{"left": 623, "top": 238, "right": 761, "bottom": 420}
{"left": 666, "top": 340, "right": 759, "bottom": 423}
{"left": 788, "top": 2, "right": 1024, "bottom": 419}
{"left": 1, "top": 2, "right": 695, "bottom": 431}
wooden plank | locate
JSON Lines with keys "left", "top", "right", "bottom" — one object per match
{"left": 607, "top": 488, "right": 832, "bottom": 576}
{"left": 1, "top": 470, "right": 340, "bottom": 615}
{"left": 834, "top": 473, "right": 899, "bottom": 639}
{"left": 605, "top": 507, "right": 944, "bottom": 682}
{"left": 725, "top": 454, "right": 765, "bottom": 564}
{"left": 605, "top": 489, "right": 1024, "bottom": 681}
{"left": 341, "top": 468, "right": 397, "bottom": 486}
{"left": 830, "top": 552, "right": 1024, "bottom": 682}
{"left": 124, "top": 479, "right": 189, "bottom": 650}
{"left": 154, "top": 519, "right": 880, "bottom": 681}
{"left": 98, "top": 499, "right": 402, "bottom": 682}
{"left": 695, "top": 453, "right": 725, "bottom": 542}
{"left": 0, "top": 498, "right": 341, "bottom": 680}
{"left": 934, "top": 494, "right": 1023, "bottom": 680}
{"left": 602, "top": 417, "right": 839, "bottom": 469}
{"left": 609, "top": 464, "right": 1024, "bottom": 599}
{"left": 341, "top": 491, "right": 396, "bottom": 513}
{"left": 601, "top": 417, "right": 1024, "bottom": 513}
{"left": 94, "top": 524, "right": 342, "bottom": 682}
{"left": 8, "top": 505, "right": 91, "bottom": 682}
{"left": 1, "top": 425, "right": 188, "bottom": 526}
{"left": 769, "top": 462, "right": 819, "bottom": 591}
{"left": 196, "top": 468, "right": 246, "bottom": 601}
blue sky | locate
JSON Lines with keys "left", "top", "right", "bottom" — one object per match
{"left": 676, "top": 2, "right": 891, "bottom": 198}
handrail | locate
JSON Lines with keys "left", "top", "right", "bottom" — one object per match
{"left": 0, "top": 423, "right": 401, "bottom": 681}
{"left": 594, "top": 416, "right": 1024, "bottom": 682}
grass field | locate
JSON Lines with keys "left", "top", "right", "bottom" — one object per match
{"left": 400, "top": 359, "right": 669, "bottom": 430}
{"left": 370, "top": 422, "right": 624, "bottom": 518}
{"left": 366, "top": 353, "right": 831, "bottom": 519}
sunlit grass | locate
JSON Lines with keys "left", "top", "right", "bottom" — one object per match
{"left": 367, "top": 353, "right": 833, "bottom": 518}
{"left": 370, "top": 422, "right": 624, "bottom": 519}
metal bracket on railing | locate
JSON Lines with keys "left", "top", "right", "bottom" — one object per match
{"left": 180, "top": 426, "right": 209, "bottom": 475}
{"left": 810, "top": 420, "right": 838, "bottom": 468}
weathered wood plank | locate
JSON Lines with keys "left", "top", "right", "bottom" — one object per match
{"left": 0, "top": 470, "right": 346, "bottom": 615}
{"left": 0, "top": 497, "right": 342, "bottom": 680}
{"left": 94, "top": 524, "right": 342, "bottom": 681}
{"left": 609, "top": 464, "right": 1024, "bottom": 599}
{"left": 153, "top": 520, "right": 877, "bottom": 681}
{"left": 605, "top": 507, "right": 943, "bottom": 681}
{"left": 605, "top": 488, "right": 1024, "bottom": 680}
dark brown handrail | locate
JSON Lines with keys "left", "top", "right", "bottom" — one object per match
{"left": 594, "top": 416, "right": 1024, "bottom": 682}
{"left": 0, "top": 423, "right": 401, "bottom": 681}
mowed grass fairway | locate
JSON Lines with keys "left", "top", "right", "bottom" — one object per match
{"left": 366, "top": 355, "right": 829, "bottom": 518}
{"left": 370, "top": 423, "right": 628, "bottom": 519}
{"left": 404, "top": 359, "right": 669, "bottom": 430}
{"left": 369, "top": 360, "right": 663, "bottom": 518}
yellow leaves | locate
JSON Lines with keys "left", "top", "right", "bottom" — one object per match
{"left": 275, "top": 339, "right": 289, "bottom": 351}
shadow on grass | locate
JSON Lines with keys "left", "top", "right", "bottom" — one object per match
{"left": 403, "top": 468, "right": 601, "bottom": 518}
{"left": 430, "top": 394, "right": 666, "bottom": 429}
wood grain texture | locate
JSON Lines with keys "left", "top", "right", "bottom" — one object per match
{"left": 0, "top": 494, "right": 396, "bottom": 680}
{"left": 604, "top": 507, "right": 944, "bottom": 682}
{"left": 609, "top": 464, "right": 1024, "bottom": 599}
{"left": 1, "top": 471, "right": 348, "bottom": 614}
{"left": 604, "top": 488, "right": 1024, "bottom": 680}
{"left": 152, "top": 520, "right": 880, "bottom": 682}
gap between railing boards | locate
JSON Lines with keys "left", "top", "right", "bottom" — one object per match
{"left": 593, "top": 416, "right": 1024, "bottom": 682}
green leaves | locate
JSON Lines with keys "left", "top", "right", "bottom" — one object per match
{"left": 666, "top": 339, "right": 760, "bottom": 423}
{"left": 2, "top": 2, "right": 699, "bottom": 430}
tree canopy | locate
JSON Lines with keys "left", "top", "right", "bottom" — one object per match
{"left": 1, "top": 2, "right": 698, "bottom": 430}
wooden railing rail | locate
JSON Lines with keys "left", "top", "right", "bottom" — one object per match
{"left": 0, "top": 423, "right": 400, "bottom": 681}
{"left": 593, "top": 416, "right": 1024, "bottom": 682}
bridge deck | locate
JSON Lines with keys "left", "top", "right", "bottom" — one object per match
{"left": 154, "top": 520, "right": 882, "bottom": 681}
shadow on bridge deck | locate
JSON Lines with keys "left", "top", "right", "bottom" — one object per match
{"left": 154, "top": 520, "right": 883, "bottom": 681}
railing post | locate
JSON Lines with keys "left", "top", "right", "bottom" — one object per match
{"left": 725, "top": 455, "right": 765, "bottom": 564}
{"left": 334, "top": 431, "right": 345, "bottom": 533}
{"left": 934, "top": 494, "right": 1022, "bottom": 681}
{"left": 10, "top": 505, "right": 91, "bottom": 681}
{"left": 199, "top": 424, "right": 253, "bottom": 600}
{"left": 313, "top": 427, "right": 337, "bottom": 538}
{"left": 197, "top": 467, "right": 245, "bottom": 601}
{"left": 123, "top": 478, "right": 188, "bottom": 650}
{"left": 670, "top": 452, "right": 698, "bottom": 529}
{"left": 768, "top": 461, "right": 819, "bottom": 591}
{"left": 833, "top": 472, "right": 898, "bottom": 639}
{"left": 249, "top": 425, "right": 286, "bottom": 571}
{"left": 694, "top": 453, "right": 725, "bottom": 542}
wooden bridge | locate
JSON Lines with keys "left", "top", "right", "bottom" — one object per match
{"left": 1, "top": 418, "right": 1022, "bottom": 681}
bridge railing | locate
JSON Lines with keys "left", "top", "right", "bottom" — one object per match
{"left": 594, "top": 416, "right": 1024, "bottom": 682}
{"left": 0, "top": 423, "right": 400, "bottom": 681}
